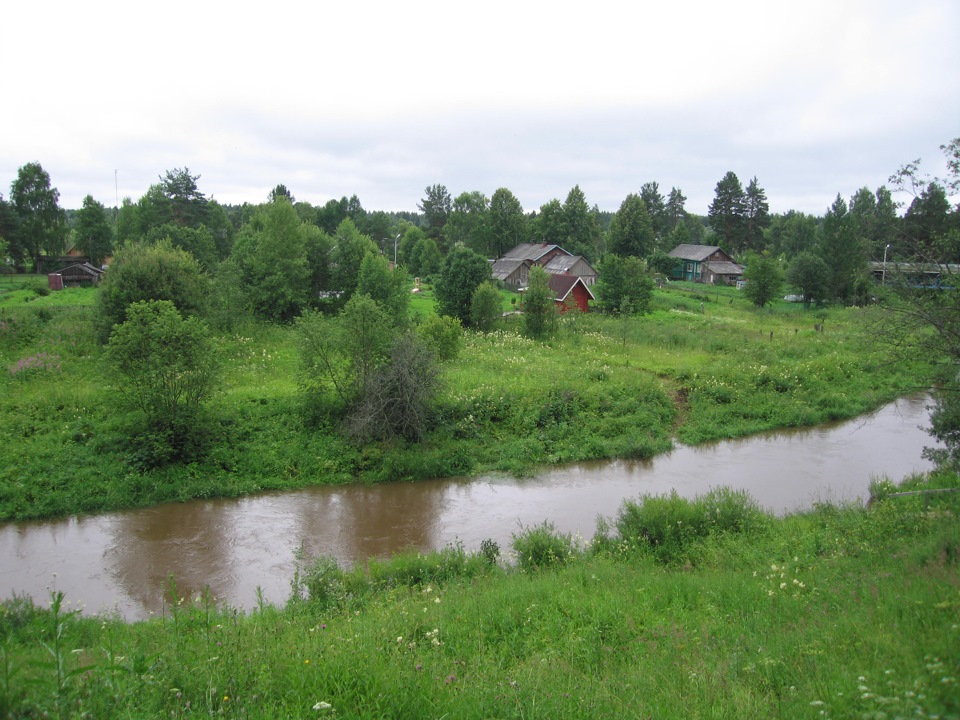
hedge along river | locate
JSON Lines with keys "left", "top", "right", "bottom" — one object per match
{"left": 0, "top": 395, "right": 940, "bottom": 621}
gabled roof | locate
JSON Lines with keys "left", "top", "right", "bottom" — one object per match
{"left": 705, "top": 260, "right": 744, "bottom": 276}
{"left": 502, "top": 243, "right": 571, "bottom": 263}
{"left": 547, "top": 274, "right": 595, "bottom": 302}
{"left": 542, "top": 254, "right": 595, "bottom": 275}
{"left": 667, "top": 244, "right": 723, "bottom": 262}
{"left": 491, "top": 258, "right": 529, "bottom": 280}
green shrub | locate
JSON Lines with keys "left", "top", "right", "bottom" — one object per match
{"left": 290, "top": 552, "right": 348, "bottom": 610}
{"left": 511, "top": 521, "right": 579, "bottom": 572}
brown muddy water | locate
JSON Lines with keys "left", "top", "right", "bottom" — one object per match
{"left": 0, "top": 395, "right": 939, "bottom": 620}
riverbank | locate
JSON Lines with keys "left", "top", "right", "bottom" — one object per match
{"left": 0, "top": 282, "right": 929, "bottom": 521}
{"left": 3, "top": 473, "right": 958, "bottom": 718}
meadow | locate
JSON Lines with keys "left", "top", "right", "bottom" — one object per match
{"left": 0, "top": 276, "right": 926, "bottom": 521}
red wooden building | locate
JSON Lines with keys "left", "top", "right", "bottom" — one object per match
{"left": 548, "top": 274, "right": 595, "bottom": 313}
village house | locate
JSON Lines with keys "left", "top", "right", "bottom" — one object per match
{"left": 493, "top": 243, "right": 598, "bottom": 292}
{"left": 667, "top": 244, "right": 744, "bottom": 285}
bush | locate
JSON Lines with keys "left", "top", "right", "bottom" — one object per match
{"left": 613, "top": 488, "right": 767, "bottom": 564}
{"left": 416, "top": 313, "right": 462, "bottom": 361}
{"left": 290, "top": 552, "right": 348, "bottom": 610}
{"left": 511, "top": 521, "right": 579, "bottom": 572}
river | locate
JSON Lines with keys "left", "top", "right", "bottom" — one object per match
{"left": 0, "top": 395, "right": 938, "bottom": 620}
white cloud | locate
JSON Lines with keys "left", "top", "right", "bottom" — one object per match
{"left": 1, "top": 0, "right": 957, "bottom": 215}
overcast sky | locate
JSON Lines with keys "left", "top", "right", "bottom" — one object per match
{"left": 2, "top": 0, "right": 958, "bottom": 218}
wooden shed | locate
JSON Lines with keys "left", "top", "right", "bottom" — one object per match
{"left": 548, "top": 274, "right": 595, "bottom": 313}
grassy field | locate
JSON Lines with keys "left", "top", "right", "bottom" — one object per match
{"left": 1, "top": 476, "right": 957, "bottom": 718}
{"left": 0, "top": 279, "right": 928, "bottom": 521}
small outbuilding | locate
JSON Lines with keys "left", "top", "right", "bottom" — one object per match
{"left": 548, "top": 274, "right": 595, "bottom": 313}
{"left": 47, "top": 262, "right": 105, "bottom": 290}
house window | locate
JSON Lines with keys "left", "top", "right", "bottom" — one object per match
{"left": 686, "top": 263, "right": 693, "bottom": 273}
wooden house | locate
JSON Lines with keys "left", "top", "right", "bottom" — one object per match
{"left": 491, "top": 258, "right": 531, "bottom": 291}
{"left": 667, "top": 244, "right": 744, "bottom": 285}
{"left": 547, "top": 274, "right": 595, "bottom": 313}
{"left": 542, "top": 254, "right": 598, "bottom": 286}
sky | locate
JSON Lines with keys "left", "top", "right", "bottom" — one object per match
{"left": 2, "top": 0, "right": 958, "bottom": 218}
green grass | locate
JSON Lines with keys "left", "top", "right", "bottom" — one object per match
{"left": 0, "top": 281, "right": 930, "bottom": 521}
{"left": 2, "top": 477, "right": 958, "bottom": 718}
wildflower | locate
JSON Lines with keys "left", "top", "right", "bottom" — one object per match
{"left": 445, "top": 674, "right": 457, "bottom": 684}
{"left": 313, "top": 701, "right": 332, "bottom": 712}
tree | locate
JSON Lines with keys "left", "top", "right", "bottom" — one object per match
{"left": 522, "top": 265, "right": 557, "bottom": 339}
{"left": 96, "top": 239, "right": 210, "bottom": 342}
{"left": 665, "top": 187, "right": 688, "bottom": 235}
{"left": 470, "top": 281, "right": 502, "bottom": 332}
{"left": 357, "top": 251, "right": 409, "bottom": 327}
{"left": 434, "top": 245, "right": 492, "bottom": 324}
{"left": 269, "top": 184, "right": 295, "bottom": 204}
{"left": 159, "top": 168, "right": 209, "bottom": 228}
{"left": 445, "top": 191, "right": 491, "bottom": 255}
{"left": 786, "top": 252, "right": 830, "bottom": 307}
{"left": 73, "top": 195, "right": 114, "bottom": 266}
{"left": 764, "top": 211, "right": 819, "bottom": 257}
{"left": 818, "top": 194, "right": 868, "bottom": 303}
{"left": 10, "top": 162, "right": 66, "bottom": 268}
{"left": 532, "top": 199, "right": 566, "bottom": 245}
{"left": 744, "top": 177, "right": 771, "bottom": 252}
{"left": 410, "top": 237, "right": 441, "bottom": 277}
{"left": 708, "top": 171, "right": 747, "bottom": 254}
{"left": 608, "top": 194, "right": 655, "bottom": 258}
{"left": 347, "top": 333, "right": 441, "bottom": 443}
{"left": 115, "top": 197, "right": 140, "bottom": 247}
{"left": 418, "top": 184, "right": 452, "bottom": 245}
{"left": 742, "top": 253, "right": 783, "bottom": 308}
{"left": 595, "top": 254, "right": 654, "bottom": 315}
{"left": 0, "top": 193, "right": 20, "bottom": 268}
{"left": 105, "top": 300, "right": 220, "bottom": 465}
{"left": 329, "top": 218, "right": 379, "bottom": 302}
{"left": 489, "top": 188, "right": 527, "bottom": 259}
{"left": 562, "top": 185, "right": 600, "bottom": 260}
{"left": 640, "top": 182, "right": 667, "bottom": 241}
{"left": 232, "top": 199, "right": 310, "bottom": 321}
{"left": 146, "top": 223, "right": 218, "bottom": 270}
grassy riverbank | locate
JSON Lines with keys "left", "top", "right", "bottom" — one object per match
{"left": 1, "top": 280, "right": 927, "bottom": 521}
{"left": 2, "top": 475, "right": 958, "bottom": 718}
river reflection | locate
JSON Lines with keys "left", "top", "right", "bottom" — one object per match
{"left": 0, "top": 395, "right": 938, "bottom": 620}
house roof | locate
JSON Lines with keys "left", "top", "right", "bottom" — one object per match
{"left": 501, "top": 243, "right": 570, "bottom": 263}
{"left": 491, "top": 258, "right": 529, "bottom": 281}
{"left": 667, "top": 244, "right": 723, "bottom": 262}
{"left": 547, "top": 274, "right": 596, "bottom": 302}
{"left": 542, "top": 254, "right": 596, "bottom": 275}
{"left": 704, "top": 260, "right": 744, "bottom": 276}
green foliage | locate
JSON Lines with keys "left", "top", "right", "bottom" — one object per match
{"left": 10, "top": 162, "right": 66, "bottom": 267}
{"left": 786, "top": 251, "right": 830, "bottom": 306}
{"left": 231, "top": 199, "right": 310, "bottom": 321}
{"left": 522, "top": 265, "right": 557, "bottom": 339}
{"left": 434, "top": 245, "right": 491, "bottom": 324}
{"left": 608, "top": 193, "right": 655, "bottom": 257}
{"left": 416, "top": 313, "right": 462, "bottom": 361}
{"left": 105, "top": 300, "right": 220, "bottom": 465}
{"left": 595, "top": 253, "right": 654, "bottom": 314}
{"left": 708, "top": 170, "right": 746, "bottom": 254}
{"left": 610, "top": 488, "right": 767, "bottom": 564}
{"left": 357, "top": 251, "right": 409, "bottom": 327}
{"left": 742, "top": 253, "right": 783, "bottom": 308}
{"left": 329, "top": 218, "right": 379, "bottom": 302}
{"left": 95, "top": 239, "right": 210, "bottom": 342}
{"left": 470, "top": 281, "right": 501, "bottom": 333}
{"left": 511, "top": 520, "right": 579, "bottom": 571}
{"left": 489, "top": 187, "right": 527, "bottom": 258}
{"left": 73, "top": 195, "right": 113, "bottom": 266}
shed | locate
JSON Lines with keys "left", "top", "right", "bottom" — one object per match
{"left": 48, "top": 262, "right": 105, "bottom": 290}
{"left": 547, "top": 274, "right": 595, "bottom": 313}
{"left": 491, "top": 258, "right": 532, "bottom": 291}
